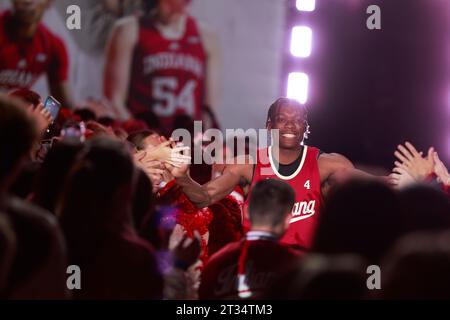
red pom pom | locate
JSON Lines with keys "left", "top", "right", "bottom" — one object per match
{"left": 157, "top": 180, "right": 213, "bottom": 264}
{"left": 207, "top": 195, "right": 243, "bottom": 256}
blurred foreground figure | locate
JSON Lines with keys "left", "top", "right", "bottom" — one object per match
{"left": 382, "top": 232, "right": 450, "bottom": 299}
{"left": 0, "top": 94, "right": 67, "bottom": 299}
{"left": 58, "top": 137, "right": 163, "bottom": 299}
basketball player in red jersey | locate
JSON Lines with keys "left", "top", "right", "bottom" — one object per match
{"left": 166, "top": 98, "right": 366, "bottom": 250}
{"left": 0, "top": 0, "right": 73, "bottom": 108}
{"left": 104, "top": 0, "right": 220, "bottom": 134}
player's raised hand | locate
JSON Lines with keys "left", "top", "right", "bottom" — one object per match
{"left": 164, "top": 148, "right": 191, "bottom": 179}
{"left": 170, "top": 143, "right": 192, "bottom": 167}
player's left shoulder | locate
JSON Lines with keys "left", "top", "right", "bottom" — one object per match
{"left": 317, "top": 152, "right": 354, "bottom": 171}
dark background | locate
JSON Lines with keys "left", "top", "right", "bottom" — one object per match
{"left": 282, "top": 0, "right": 450, "bottom": 171}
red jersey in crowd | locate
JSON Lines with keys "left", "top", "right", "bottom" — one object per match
{"left": 0, "top": 11, "right": 68, "bottom": 92}
{"left": 243, "top": 146, "right": 322, "bottom": 250}
{"left": 199, "top": 231, "right": 301, "bottom": 299}
{"left": 127, "top": 15, "right": 206, "bottom": 131}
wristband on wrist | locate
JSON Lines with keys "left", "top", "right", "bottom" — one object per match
{"left": 425, "top": 172, "right": 437, "bottom": 182}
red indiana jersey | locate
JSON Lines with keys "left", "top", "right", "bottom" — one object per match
{"left": 243, "top": 146, "right": 322, "bottom": 249}
{"left": 0, "top": 11, "right": 68, "bottom": 92}
{"left": 128, "top": 16, "right": 206, "bottom": 132}
{"left": 199, "top": 232, "right": 301, "bottom": 299}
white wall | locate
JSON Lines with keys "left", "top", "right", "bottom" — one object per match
{"left": 1, "top": 0, "right": 286, "bottom": 130}
{"left": 189, "top": 0, "right": 286, "bottom": 130}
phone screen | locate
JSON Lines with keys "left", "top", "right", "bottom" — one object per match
{"left": 44, "top": 96, "right": 61, "bottom": 121}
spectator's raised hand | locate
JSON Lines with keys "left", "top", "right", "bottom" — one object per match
{"left": 145, "top": 140, "right": 191, "bottom": 168}
{"left": 394, "top": 142, "right": 434, "bottom": 180}
{"left": 133, "top": 151, "right": 165, "bottom": 190}
{"left": 172, "top": 231, "right": 201, "bottom": 271}
{"left": 389, "top": 165, "right": 416, "bottom": 188}
{"left": 28, "top": 102, "right": 52, "bottom": 136}
{"left": 433, "top": 152, "right": 450, "bottom": 186}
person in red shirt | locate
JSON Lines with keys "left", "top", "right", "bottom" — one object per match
{"left": 166, "top": 97, "right": 373, "bottom": 250}
{"left": 103, "top": 0, "right": 221, "bottom": 135}
{"left": 199, "top": 179, "right": 301, "bottom": 299}
{"left": 0, "top": 0, "right": 73, "bottom": 108}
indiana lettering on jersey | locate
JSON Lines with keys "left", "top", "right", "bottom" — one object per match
{"left": 0, "top": 69, "right": 34, "bottom": 88}
{"left": 290, "top": 200, "right": 316, "bottom": 223}
{"left": 143, "top": 52, "right": 204, "bottom": 78}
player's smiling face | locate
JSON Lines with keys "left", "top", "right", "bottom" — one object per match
{"left": 268, "top": 102, "right": 306, "bottom": 150}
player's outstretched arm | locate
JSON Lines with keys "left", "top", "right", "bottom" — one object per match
{"left": 319, "top": 152, "right": 391, "bottom": 195}
{"left": 318, "top": 152, "right": 355, "bottom": 184}
{"left": 167, "top": 156, "right": 252, "bottom": 208}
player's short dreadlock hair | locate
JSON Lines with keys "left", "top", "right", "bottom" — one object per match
{"left": 266, "top": 97, "right": 310, "bottom": 140}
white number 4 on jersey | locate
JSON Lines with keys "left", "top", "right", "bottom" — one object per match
{"left": 304, "top": 180, "right": 311, "bottom": 190}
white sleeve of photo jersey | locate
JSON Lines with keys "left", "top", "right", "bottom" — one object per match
{"left": 197, "top": 21, "right": 222, "bottom": 111}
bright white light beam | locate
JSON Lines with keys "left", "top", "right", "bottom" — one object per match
{"left": 290, "top": 26, "right": 312, "bottom": 58}
{"left": 296, "top": 0, "right": 315, "bottom": 12}
{"left": 287, "top": 72, "right": 309, "bottom": 104}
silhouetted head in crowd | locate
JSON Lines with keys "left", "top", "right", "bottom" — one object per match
{"left": 382, "top": 232, "right": 450, "bottom": 299}
{"left": 135, "top": 111, "right": 161, "bottom": 133}
{"left": 312, "top": 179, "right": 402, "bottom": 264}
{"left": 127, "top": 129, "right": 160, "bottom": 150}
{"left": 248, "top": 179, "right": 295, "bottom": 238}
{"left": 0, "top": 95, "right": 37, "bottom": 194}
{"left": 268, "top": 254, "right": 367, "bottom": 300}
{"left": 8, "top": 88, "right": 42, "bottom": 108}
{"left": 173, "top": 114, "right": 195, "bottom": 135}
{"left": 97, "top": 116, "right": 116, "bottom": 128}
{"left": 33, "top": 140, "right": 84, "bottom": 214}
{"left": 398, "top": 184, "right": 450, "bottom": 234}
{"left": 58, "top": 137, "right": 136, "bottom": 245}
{"left": 8, "top": 161, "right": 40, "bottom": 199}
{"left": 73, "top": 108, "right": 96, "bottom": 122}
